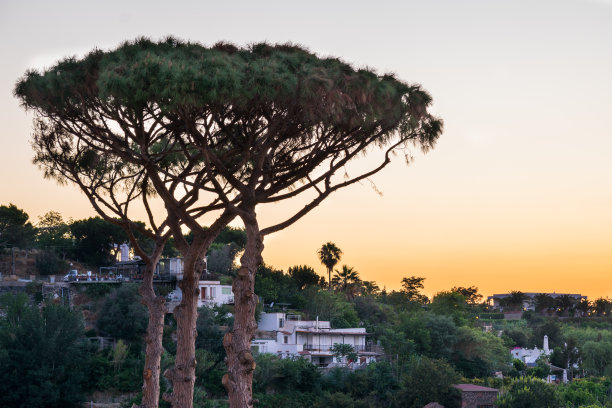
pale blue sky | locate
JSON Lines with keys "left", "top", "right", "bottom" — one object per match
{"left": 1, "top": 0, "right": 611, "bottom": 297}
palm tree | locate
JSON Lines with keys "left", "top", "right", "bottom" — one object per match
{"left": 332, "top": 265, "right": 362, "bottom": 299}
{"left": 534, "top": 293, "right": 555, "bottom": 315}
{"left": 555, "top": 294, "right": 576, "bottom": 316}
{"left": 576, "top": 298, "right": 591, "bottom": 317}
{"left": 500, "top": 291, "right": 527, "bottom": 312}
{"left": 594, "top": 298, "right": 611, "bottom": 316}
{"left": 317, "top": 242, "right": 342, "bottom": 291}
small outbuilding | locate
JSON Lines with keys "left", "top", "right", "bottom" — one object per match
{"left": 452, "top": 384, "right": 498, "bottom": 408}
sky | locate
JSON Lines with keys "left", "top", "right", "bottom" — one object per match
{"left": 1, "top": 0, "right": 611, "bottom": 299}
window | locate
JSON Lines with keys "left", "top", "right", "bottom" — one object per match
{"left": 283, "top": 336, "right": 289, "bottom": 344}
{"left": 222, "top": 287, "right": 232, "bottom": 295}
{"left": 279, "top": 318, "right": 284, "bottom": 328}
{"left": 210, "top": 287, "right": 216, "bottom": 298}
{"left": 201, "top": 287, "right": 206, "bottom": 300}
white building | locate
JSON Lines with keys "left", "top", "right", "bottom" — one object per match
{"left": 198, "top": 280, "right": 234, "bottom": 307}
{"left": 251, "top": 312, "right": 379, "bottom": 368}
{"left": 167, "top": 280, "right": 234, "bottom": 309}
{"left": 510, "top": 335, "right": 552, "bottom": 366}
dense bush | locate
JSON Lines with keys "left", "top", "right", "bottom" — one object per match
{"left": 0, "top": 294, "right": 87, "bottom": 408}
{"left": 96, "top": 284, "right": 148, "bottom": 342}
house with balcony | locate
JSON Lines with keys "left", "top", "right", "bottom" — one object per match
{"left": 251, "top": 312, "right": 379, "bottom": 368}
{"left": 167, "top": 280, "right": 234, "bottom": 310}
{"left": 198, "top": 280, "right": 234, "bottom": 307}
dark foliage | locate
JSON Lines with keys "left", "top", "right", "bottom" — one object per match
{"left": 0, "top": 294, "right": 87, "bottom": 408}
{"left": 96, "top": 284, "right": 148, "bottom": 342}
{"left": 0, "top": 203, "right": 35, "bottom": 248}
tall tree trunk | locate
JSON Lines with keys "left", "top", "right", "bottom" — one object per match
{"left": 137, "top": 259, "right": 167, "bottom": 408}
{"left": 224, "top": 215, "right": 263, "bottom": 408}
{"left": 163, "top": 255, "right": 201, "bottom": 408}
{"left": 160, "top": 211, "right": 235, "bottom": 407}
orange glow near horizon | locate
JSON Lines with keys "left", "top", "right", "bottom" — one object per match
{"left": 1, "top": 1, "right": 611, "bottom": 301}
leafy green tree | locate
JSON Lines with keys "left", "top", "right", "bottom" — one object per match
{"left": 195, "top": 306, "right": 225, "bottom": 358}
{"left": 450, "top": 286, "right": 482, "bottom": 305}
{"left": 253, "top": 354, "right": 321, "bottom": 395}
{"left": 212, "top": 226, "right": 247, "bottom": 249}
{"left": 353, "top": 295, "right": 389, "bottom": 333}
{"left": 558, "top": 379, "right": 611, "bottom": 407}
{"left": 15, "top": 38, "right": 242, "bottom": 408}
{"left": 430, "top": 291, "right": 470, "bottom": 325}
{"left": 304, "top": 290, "right": 359, "bottom": 328}
{"left": 0, "top": 293, "right": 87, "bottom": 407}
{"left": 330, "top": 343, "right": 358, "bottom": 365}
{"left": 35, "top": 211, "right": 72, "bottom": 255}
{"left": 17, "top": 38, "right": 442, "bottom": 408}
{"left": 503, "top": 325, "right": 534, "bottom": 348}
{"left": 0, "top": 203, "right": 35, "bottom": 248}
{"left": 452, "top": 326, "right": 509, "bottom": 377}
{"left": 527, "top": 356, "right": 551, "bottom": 379}
{"left": 204, "top": 226, "right": 247, "bottom": 276}
{"left": 70, "top": 217, "right": 127, "bottom": 266}
{"left": 401, "top": 276, "right": 428, "bottom": 303}
{"left": 255, "top": 264, "right": 304, "bottom": 309}
{"left": 581, "top": 340, "right": 612, "bottom": 376}
{"left": 35, "top": 249, "right": 68, "bottom": 275}
{"left": 512, "top": 358, "right": 527, "bottom": 373}
{"left": 206, "top": 242, "right": 241, "bottom": 275}
{"left": 357, "top": 362, "right": 398, "bottom": 403}
{"left": 395, "top": 356, "right": 461, "bottom": 408}
{"left": 380, "top": 312, "right": 457, "bottom": 366}
{"left": 288, "top": 265, "right": 321, "bottom": 290}
{"left": 313, "top": 392, "right": 366, "bottom": 408}
{"left": 318, "top": 242, "right": 343, "bottom": 291}
{"left": 531, "top": 319, "right": 561, "bottom": 349}
{"left": 96, "top": 284, "right": 148, "bottom": 342}
{"left": 360, "top": 280, "right": 380, "bottom": 296}
{"left": 497, "top": 377, "right": 563, "bottom": 408}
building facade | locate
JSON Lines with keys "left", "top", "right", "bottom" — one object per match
{"left": 251, "top": 312, "right": 379, "bottom": 368}
{"left": 453, "top": 384, "right": 498, "bottom": 408}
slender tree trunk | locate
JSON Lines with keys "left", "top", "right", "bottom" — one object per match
{"left": 163, "top": 255, "right": 201, "bottom": 408}
{"left": 160, "top": 210, "right": 235, "bottom": 407}
{"left": 224, "top": 215, "right": 263, "bottom": 408}
{"left": 137, "top": 258, "right": 167, "bottom": 408}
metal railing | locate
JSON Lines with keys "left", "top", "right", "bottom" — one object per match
{"left": 303, "top": 344, "right": 374, "bottom": 352}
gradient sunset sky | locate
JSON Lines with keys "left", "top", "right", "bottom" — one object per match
{"left": 1, "top": 0, "right": 610, "bottom": 299}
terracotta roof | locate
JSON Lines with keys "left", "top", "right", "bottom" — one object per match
{"left": 280, "top": 330, "right": 291, "bottom": 335}
{"left": 453, "top": 384, "right": 498, "bottom": 392}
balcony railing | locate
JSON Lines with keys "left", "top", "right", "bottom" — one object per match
{"left": 303, "top": 344, "right": 374, "bottom": 352}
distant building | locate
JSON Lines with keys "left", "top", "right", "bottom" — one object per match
{"left": 198, "top": 280, "right": 234, "bottom": 307}
{"left": 487, "top": 292, "right": 586, "bottom": 311}
{"left": 510, "top": 335, "right": 552, "bottom": 366}
{"left": 107, "top": 257, "right": 184, "bottom": 281}
{"left": 452, "top": 384, "right": 498, "bottom": 408}
{"left": 167, "top": 280, "right": 234, "bottom": 309}
{"left": 251, "top": 312, "right": 379, "bottom": 368}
